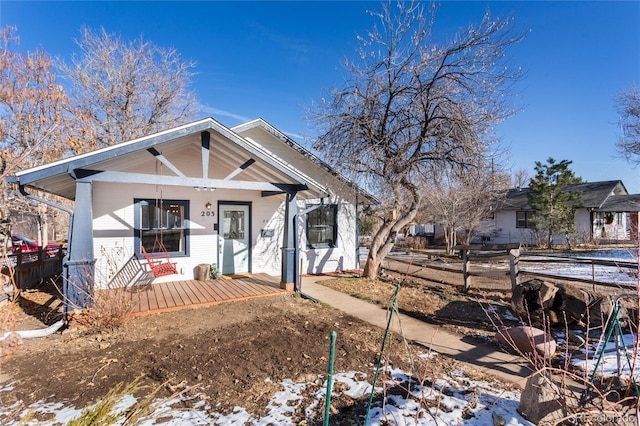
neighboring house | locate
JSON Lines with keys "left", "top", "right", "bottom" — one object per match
{"left": 8, "top": 117, "right": 375, "bottom": 307}
{"left": 407, "top": 223, "right": 436, "bottom": 237}
{"left": 476, "top": 180, "right": 640, "bottom": 245}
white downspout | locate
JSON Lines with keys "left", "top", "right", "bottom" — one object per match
{"left": 0, "top": 319, "right": 64, "bottom": 341}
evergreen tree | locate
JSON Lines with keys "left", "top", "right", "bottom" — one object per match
{"left": 527, "top": 158, "right": 582, "bottom": 248}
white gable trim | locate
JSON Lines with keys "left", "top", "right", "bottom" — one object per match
{"left": 15, "top": 118, "right": 330, "bottom": 198}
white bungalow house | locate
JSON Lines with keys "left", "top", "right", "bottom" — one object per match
{"left": 8, "top": 117, "right": 375, "bottom": 309}
{"left": 476, "top": 180, "right": 640, "bottom": 246}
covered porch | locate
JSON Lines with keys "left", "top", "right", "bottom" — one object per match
{"left": 10, "top": 118, "right": 373, "bottom": 314}
{"left": 110, "top": 274, "right": 284, "bottom": 316}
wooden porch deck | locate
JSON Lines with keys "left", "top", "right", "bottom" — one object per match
{"left": 115, "top": 274, "right": 285, "bottom": 316}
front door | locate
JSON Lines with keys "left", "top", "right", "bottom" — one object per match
{"left": 219, "top": 203, "right": 250, "bottom": 275}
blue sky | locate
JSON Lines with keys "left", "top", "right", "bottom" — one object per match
{"left": 1, "top": 1, "right": 639, "bottom": 191}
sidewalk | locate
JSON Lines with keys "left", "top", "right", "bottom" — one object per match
{"left": 301, "top": 276, "right": 532, "bottom": 389}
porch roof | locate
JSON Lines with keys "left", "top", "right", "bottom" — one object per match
{"left": 11, "top": 117, "right": 341, "bottom": 201}
{"left": 600, "top": 194, "right": 640, "bottom": 212}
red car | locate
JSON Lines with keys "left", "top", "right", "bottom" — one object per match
{"left": 12, "top": 235, "right": 62, "bottom": 255}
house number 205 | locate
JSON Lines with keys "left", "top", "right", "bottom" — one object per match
{"left": 201, "top": 211, "right": 215, "bottom": 217}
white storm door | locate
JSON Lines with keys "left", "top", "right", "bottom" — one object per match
{"left": 219, "top": 204, "right": 250, "bottom": 275}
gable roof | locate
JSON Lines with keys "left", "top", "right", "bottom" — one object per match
{"left": 563, "top": 180, "right": 628, "bottom": 208}
{"left": 10, "top": 117, "right": 374, "bottom": 203}
{"left": 232, "top": 118, "right": 378, "bottom": 204}
{"left": 500, "top": 180, "right": 631, "bottom": 211}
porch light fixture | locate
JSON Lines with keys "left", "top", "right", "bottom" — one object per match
{"left": 205, "top": 202, "right": 212, "bottom": 210}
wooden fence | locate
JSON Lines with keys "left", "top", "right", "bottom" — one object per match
{"left": 454, "top": 243, "right": 522, "bottom": 291}
{"left": 391, "top": 246, "right": 638, "bottom": 291}
{"left": 2, "top": 248, "right": 65, "bottom": 289}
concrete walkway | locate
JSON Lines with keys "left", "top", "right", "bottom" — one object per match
{"left": 301, "top": 276, "right": 532, "bottom": 389}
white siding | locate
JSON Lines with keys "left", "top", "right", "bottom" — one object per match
{"left": 92, "top": 182, "right": 138, "bottom": 287}
{"left": 91, "top": 182, "right": 359, "bottom": 287}
{"left": 484, "top": 207, "right": 629, "bottom": 247}
{"left": 299, "top": 200, "right": 358, "bottom": 275}
{"left": 490, "top": 211, "right": 537, "bottom": 245}
{"left": 251, "top": 195, "right": 286, "bottom": 276}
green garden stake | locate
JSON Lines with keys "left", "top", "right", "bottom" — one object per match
{"left": 324, "top": 330, "right": 337, "bottom": 426}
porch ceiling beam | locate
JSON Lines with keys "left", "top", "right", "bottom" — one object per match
{"left": 201, "top": 131, "right": 210, "bottom": 179}
{"left": 223, "top": 158, "right": 256, "bottom": 181}
{"left": 261, "top": 184, "right": 311, "bottom": 197}
{"left": 74, "top": 168, "right": 307, "bottom": 193}
{"left": 147, "top": 147, "right": 186, "bottom": 177}
{"left": 261, "top": 190, "right": 285, "bottom": 197}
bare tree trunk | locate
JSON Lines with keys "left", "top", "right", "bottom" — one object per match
{"left": 363, "top": 225, "right": 390, "bottom": 279}
{"left": 451, "top": 229, "right": 457, "bottom": 254}
{"left": 443, "top": 225, "right": 452, "bottom": 254}
{"left": 443, "top": 225, "right": 459, "bottom": 255}
{"left": 462, "top": 230, "right": 472, "bottom": 246}
{"left": 363, "top": 182, "right": 421, "bottom": 279}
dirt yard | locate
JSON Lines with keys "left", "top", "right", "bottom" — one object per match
{"left": 0, "top": 269, "right": 514, "bottom": 425}
{"left": 4, "top": 250, "right": 635, "bottom": 424}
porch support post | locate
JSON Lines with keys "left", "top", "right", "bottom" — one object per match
{"left": 281, "top": 191, "right": 297, "bottom": 291}
{"left": 201, "top": 131, "right": 210, "bottom": 179}
{"left": 64, "top": 180, "right": 95, "bottom": 311}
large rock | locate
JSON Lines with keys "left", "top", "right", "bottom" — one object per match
{"left": 511, "top": 278, "right": 557, "bottom": 321}
{"left": 495, "top": 325, "right": 556, "bottom": 358}
{"left": 518, "top": 373, "right": 576, "bottom": 425}
{"left": 512, "top": 279, "right": 609, "bottom": 327}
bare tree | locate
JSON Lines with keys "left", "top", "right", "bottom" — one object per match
{"left": 422, "top": 160, "right": 509, "bottom": 253}
{"left": 615, "top": 83, "right": 640, "bottom": 164}
{"left": 0, "top": 27, "right": 76, "bottom": 170}
{"left": 459, "top": 164, "right": 510, "bottom": 246}
{"left": 309, "top": 2, "right": 524, "bottom": 279}
{"left": 513, "top": 168, "right": 529, "bottom": 188}
{"left": 59, "top": 27, "right": 199, "bottom": 151}
{"left": 0, "top": 26, "right": 76, "bottom": 248}
{"left": 421, "top": 170, "right": 462, "bottom": 254}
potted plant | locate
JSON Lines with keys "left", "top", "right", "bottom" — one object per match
{"left": 210, "top": 263, "right": 222, "bottom": 279}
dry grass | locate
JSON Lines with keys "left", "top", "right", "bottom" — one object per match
{"left": 318, "top": 274, "right": 512, "bottom": 337}
{"left": 66, "top": 377, "right": 168, "bottom": 426}
{"left": 70, "top": 287, "right": 137, "bottom": 333}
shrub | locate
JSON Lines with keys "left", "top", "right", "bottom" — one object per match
{"left": 69, "top": 283, "right": 136, "bottom": 333}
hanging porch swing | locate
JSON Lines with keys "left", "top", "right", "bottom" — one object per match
{"left": 140, "top": 237, "right": 178, "bottom": 278}
{"left": 139, "top": 160, "right": 178, "bottom": 278}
